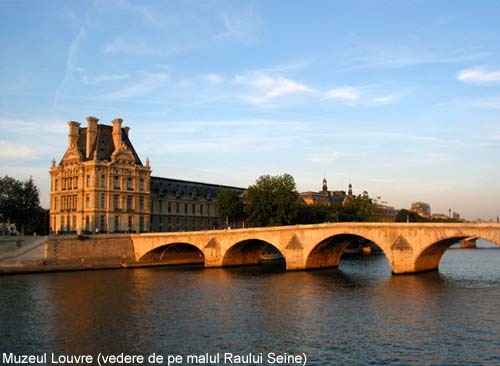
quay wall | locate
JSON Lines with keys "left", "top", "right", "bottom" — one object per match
{"left": 46, "top": 234, "right": 135, "bottom": 266}
{"left": 0, "top": 234, "right": 135, "bottom": 274}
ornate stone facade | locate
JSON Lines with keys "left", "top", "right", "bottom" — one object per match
{"left": 50, "top": 117, "right": 151, "bottom": 234}
{"left": 50, "top": 117, "right": 245, "bottom": 234}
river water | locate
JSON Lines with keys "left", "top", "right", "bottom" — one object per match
{"left": 1, "top": 241, "right": 499, "bottom": 366}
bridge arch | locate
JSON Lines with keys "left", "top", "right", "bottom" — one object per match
{"left": 222, "top": 239, "right": 285, "bottom": 267}
{"left": 139, "top": 242, "right": 205, "bottom": 266}
{"left": 305, "top": 233, "right": 388, "bottom": 270}
{"left": 415, "top": 234, "right": 500, "bottom": 273}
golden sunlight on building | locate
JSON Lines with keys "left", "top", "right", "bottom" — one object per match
{"left": 49, "top": 117, "right": 245, "bottom": 234}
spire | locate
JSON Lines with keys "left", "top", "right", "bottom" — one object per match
{"left": 322, "top": 177, "right": 328, "bottom": 192}
{"left": 348, "top": 181, "right": 353, "bottom": 196}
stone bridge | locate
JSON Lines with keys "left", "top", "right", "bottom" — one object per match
{"left": 131, "top": 222, "right": 500, "bottom": 274}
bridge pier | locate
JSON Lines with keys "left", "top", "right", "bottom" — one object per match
{"left": 460, "top": 238, "right": 477, "bottom": 248}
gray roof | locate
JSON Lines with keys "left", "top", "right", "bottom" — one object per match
{"left": 150, "top": 176, "right": 245, "bottom": 200}
{"left": 74, "top": 125, "right": 143, "bottom": 165}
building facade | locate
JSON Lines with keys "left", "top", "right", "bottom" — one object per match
{"left": 299, "top": 178, "right": 351, "bottom": 207}
{"left": 150, "top": 177, "right": 244, "bottom": 232}
{"left": 410, "top": 202, "right": 431, "bottom": 218}
{"left": 50, "top": 117, "right": 151, "bottom": 234}
{"left": 50, "top": 117, "right": 245, "bottom": 234}
{"left": 372, "top": 204, "right": 399, "bottom": 222}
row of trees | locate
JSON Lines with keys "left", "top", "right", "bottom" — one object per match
{"left": 217, "top": 173, "right": 377, "bottom": 228}
{"left": 394, "top": 209, "right": 461, "bottom": 223}
{"left": 0, "top": 175, "right": 48, "bottom": 235}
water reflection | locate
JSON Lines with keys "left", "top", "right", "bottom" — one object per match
{"left": 1, "top": 248, "right": 499, "bottom": 365}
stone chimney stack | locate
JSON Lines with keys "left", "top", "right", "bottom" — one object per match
{"left": 67, "top": 121, "right": 81, "bottom": 148}
{"left": 124, "top": 126, "right": 130, "bottom": 137}
{"left": 86, "top": 116, "right": 99, "bottom": 159}
{"left": 112, "top": 118, "right": 123, "bottom": 151}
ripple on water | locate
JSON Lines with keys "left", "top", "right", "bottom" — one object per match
{"left": 0, "top": 248, "right": 499, "bottom": 365}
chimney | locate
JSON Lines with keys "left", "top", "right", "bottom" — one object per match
{"left": 67, "top": 121, "right": 81, "bottom": 148}
{"left": 124, "top": 126, "right": 130, "bottom": 137}
{"left": 112, "top": 118, "right": 123, "bottom": 151}
{"left": 86, "top": 116, "right": 99, "bottom": 159}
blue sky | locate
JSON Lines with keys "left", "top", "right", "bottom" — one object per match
{"left": 1, "top": 0, "right": 499, "bottom": 220}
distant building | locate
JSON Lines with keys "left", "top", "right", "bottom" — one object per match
{"left": 410, "top": 202, "right": 431, "bottom": 218}
{"left": 299, "top": 178, "right": 351, "bottom": 207}
{"left": 431, "top": 214, "right": 449, "bottom": 220}
{"left": 373, "top": 204, "right": 399, "bottom": 222}
{"left": 149, "top": 177, "right": 244, "bottom": 232}
{"left": 50, "top": 117, "right": 245, "bottom": 234}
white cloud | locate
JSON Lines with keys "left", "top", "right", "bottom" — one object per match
{"left": 324, "top": 87, "right": 360, "bottom": 102}
{"left": 266, "top": 77, "right": 312, "bottom": 97}
{"left": 234, "top": 71, "right": 313, "bottom": 104}
{"left": 204, "top": 73, "right": 224, "bottom": 84}
{"left": 457, "top": 67, "right": 500, "bottom": 84}
{"left": 0, "top": 140, "right": 36, "bottom": 160}
{"left": 310, "top": 152, "right": 342, "bottom": 163}
{"left": 373, "top": 93, "right": 399, "bottom": 104}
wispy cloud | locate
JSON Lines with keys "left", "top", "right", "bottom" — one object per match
{"left": 53, "top": 28, "right": 86, "bottom": 109}
{"left": 437, "top": 97, "right": 500, "bottom": 109}
{"left": 373, "top": 93, "right": 399, "bottom": 104}
{"left": 234, "top": 71, "right": 313, "bottom": 104}
{"left": 79, "top": 71, "right": 129, "bottom": 85}
{"left": 457, "top": 67, "right": 500, "bottom": 84}
{"left": 204, "top": 73, "right": 224, "bottom": 84}
{"left": 324, "top": 87, "right": 360, "bottom": 102}
{"left": 102, "top": 38, "right": 158, "bottom": 55}
{"left": 113, "top": 0, "right": 161, "bottom": 27}
{"left": 0, "top": 140, "right": 36, "bottom": 160}
{"left": 102, "top": 72, "right": 168, "bottom": 99}
{"left": 309, "top": 152, "right": 342, "bottom": 163}
{"left": 340, "top": 46, "right": 490, "bottom": 71}
{"left": 382, "top": 152, "right": 456, "bottom": 168}
{"left": 0, "top": 117, "right": 67, "bottom": 134}
{"left": 323, "top": 86, "right": 401, "bottom": 106}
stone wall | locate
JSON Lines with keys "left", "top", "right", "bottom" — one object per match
{"left": 46, "top": 234, "right": 134, "bottom": 266}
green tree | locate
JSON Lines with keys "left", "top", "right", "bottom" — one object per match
{"left": 245, "top": 173, "right": 300, "bottom": 227}
{"left": 297, "top": 203, "right": 340, "bottom": 224}
{"left": 395, "top": 209, "right": 428, "bottom": 222}
{"left": 340, "top": 191, "right": 375, "bottom": 222}
{"left": 0, "top": 175, "right": 42, "bottom": 234}
{"left": 216, "top": 189, "right": 245, "bottom": 228}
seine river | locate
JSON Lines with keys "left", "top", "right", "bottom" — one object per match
{"left": 1, "top": 241, "right": 499, "bottom": 366}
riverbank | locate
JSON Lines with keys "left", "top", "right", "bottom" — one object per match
{"left": 0, "top": 234, "right": 207, "bottom": 275}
